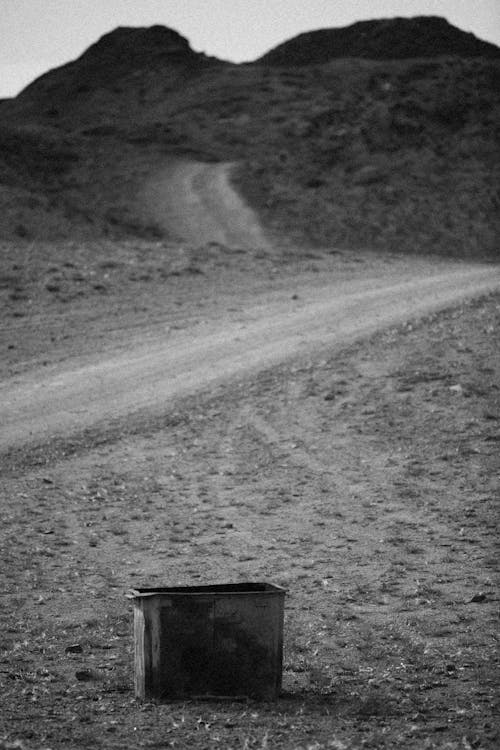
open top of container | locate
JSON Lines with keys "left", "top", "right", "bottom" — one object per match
{"left": 128, "top": 582, "right": 286, "bottom": 598}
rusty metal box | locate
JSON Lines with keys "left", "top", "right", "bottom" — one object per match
{"left": 128, "top": 582, "right": 286, "bottom": 700}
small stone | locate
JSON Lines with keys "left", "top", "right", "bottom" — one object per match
{"left": 66, "top": 643, "right": 83, "bottom": 654}
{"left": 75, "top": 669, "right": 96, "bottom": 681}
{"left": 352, "top": 165, "right": 385, "bottom": 185}
{"left": 470, "top": 593, "right": 487, "bottom": 603}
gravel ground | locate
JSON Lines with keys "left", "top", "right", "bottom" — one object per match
{"left": 1, "top": 286, "right": 498, "bottom": 749}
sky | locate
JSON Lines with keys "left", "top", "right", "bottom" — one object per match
{"left": 1, "top": 0, "right": 500, "bottom": 98}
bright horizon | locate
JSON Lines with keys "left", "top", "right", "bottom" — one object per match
{"left": 1, "top": 0, "right": 499, "bottom": 98}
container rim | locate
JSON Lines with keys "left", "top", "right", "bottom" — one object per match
{"left": 126, "top": 582, "right": 287, "bottom": 599}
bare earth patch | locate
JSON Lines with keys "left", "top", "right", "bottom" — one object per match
{"left": 1, "top": 277, "right": 498, "bottom": 748}
{"left": 1, "top": 236, "right": 497, "bottom": 451}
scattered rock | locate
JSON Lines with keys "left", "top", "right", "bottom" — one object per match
{"left": 469, "top": 593, "right": 488, "bottom": 603}
{"left": 66, "top": 643, "right": 83, "bottom": 654}
{"left": 75, "top": 669, "right": 100, "bottom": 681}
{"left": 351, "top": 165, "right": 385, "bottom": 186}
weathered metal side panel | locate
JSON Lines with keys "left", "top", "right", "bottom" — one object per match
{"left": 212, "top": 594, "right": 284, "bottom": 699}
{"left": 159, "top": 596, "right": 214, "bottom": 699}
{"left": 133, "top": 601, "right": 147, "bottom": 699}
{"left": 148, "top": 597, "right": 162, "bottom": 699}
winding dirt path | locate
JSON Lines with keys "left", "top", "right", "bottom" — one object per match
{"left": 1, "top": 265, "right": 498, "bottom": 451}
{"left": 142, "top": 160, "right": 270, "bottom": 248}
{"left": 2, "top": 159, "right": 499, "bottom": 451}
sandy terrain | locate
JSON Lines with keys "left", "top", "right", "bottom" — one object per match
{"left": 1, "top": 160, "right": 499, "bottom": 749}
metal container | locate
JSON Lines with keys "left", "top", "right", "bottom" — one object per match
{"left": 128, "top": 582, "right": 286, "bottom": 700}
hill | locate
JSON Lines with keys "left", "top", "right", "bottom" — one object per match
{"left": 258, "top": 16, "right": 500, "bottom": 65}
{"left": 0, "top": 18, "right": 499, "bottom": 258}
{"left": 15, "top": 25, "right": 221, "bottom": 117}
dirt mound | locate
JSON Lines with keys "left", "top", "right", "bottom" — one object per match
{"left": 258, "top": 16, "right": 500, "bottom": 65}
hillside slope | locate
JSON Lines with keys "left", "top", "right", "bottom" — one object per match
{"left": 0, "top": 18, "right": 499, "bottom": 257}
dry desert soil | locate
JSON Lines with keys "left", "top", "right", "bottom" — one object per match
{"left": 1, "top": 160, "right": 499, "bottom": 750}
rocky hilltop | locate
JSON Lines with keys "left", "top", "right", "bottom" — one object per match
{"left": 16, "top": 25, "right": 219, "bottom": 109}
{"left": 259, "top": 16, "right": 500, "bottom": 65}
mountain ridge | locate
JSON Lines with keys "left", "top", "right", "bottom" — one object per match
{"left": 16, "top": 24, "right": 220, "bottom": 106}
{"left": 258, "top": 16, "right": 500, "bottom": 65}
{"left": 13, "top": 15, "right": 500, "bottom": 104}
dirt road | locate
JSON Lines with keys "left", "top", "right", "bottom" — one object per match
{"left": 1, "top": 265, "right": 498, "bottom": 451}
{"left": 2, "top": 160, "right": 499, "bottom": 451}
{"left": 141, "top": 160, "right": 271, "bottom": 248}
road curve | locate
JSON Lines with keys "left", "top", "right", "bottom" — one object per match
{"left": 1, "top": 266, "right": 498, "bottom": 451}
{"left": 142, "top": 160, "right": 271, "bottom": 249}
